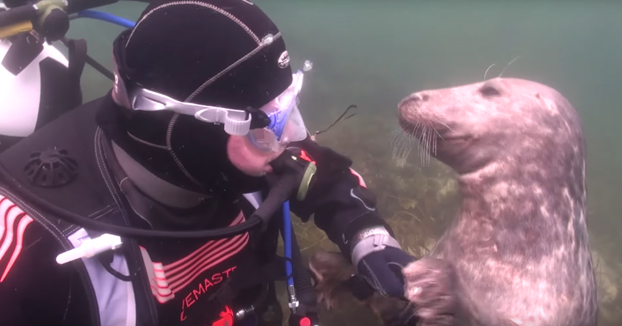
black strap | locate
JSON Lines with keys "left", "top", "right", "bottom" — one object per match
{"left": 97, "top": 251, "right": 134, "bottom": 282}
{"left": 210, "top": 256, "right": 287, "bottom": 306}
{"left": 64, "top": 38, "right": 87, "bottom": 106}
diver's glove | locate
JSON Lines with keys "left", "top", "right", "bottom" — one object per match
{"left": 349, "top": 226, "right": 416, "bottom": 298}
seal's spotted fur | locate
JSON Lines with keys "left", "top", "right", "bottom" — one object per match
{"left": 398, "top": 78, "right": 597, "bottom": 326}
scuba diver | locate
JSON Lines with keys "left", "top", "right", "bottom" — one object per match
{"left": 0, "top": 0, "right": 415, "bottom": 325}
{"left": 0, "top": 0, "right": 87, "bottom": 153}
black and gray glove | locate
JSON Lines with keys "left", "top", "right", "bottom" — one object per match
{"left": 349, "top": 226, "right": 416, "bottom": 298}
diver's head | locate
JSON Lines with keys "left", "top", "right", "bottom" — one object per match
{"left": 100, "top": 0, "right": 310, "bottom": 196}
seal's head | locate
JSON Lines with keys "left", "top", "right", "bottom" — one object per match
{"left": 397, "top": 78, "right": 584, "bottom": 178}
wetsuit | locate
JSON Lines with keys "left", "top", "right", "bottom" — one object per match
{"left": 0, "top": 95, "right": 389, "bottom": 326}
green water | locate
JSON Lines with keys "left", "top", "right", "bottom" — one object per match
{"left": 58, "top": 0, "right": 622, "bottom": 325}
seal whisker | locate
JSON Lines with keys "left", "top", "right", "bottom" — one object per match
{"left": 419, "top": 126, "right": 433, "bottom": 167}
{"left": 432, "top": 130, "right": 438, "bottom": 157}
{"left": 395, "top": 114, "right": 445, "bottom": 168}
{"left": 394, "top": 137, "right": 406, "bottom": 161}
{"left": 399, "top": 150, "right": 412, "bottom": 168}
{"left": 411, "top": 122, "right": 421, "bottom": 139}
{"left": 437, "top": 120, "right": 453, "bottom": 133}
{"left": 426, "top": 129, "right": 434, "bottom": 166}
{"left": 484, "top": 63, "right": 496, "bottom": 80}
{"left": 429, "top": 111, "right": 453, "bottom": 134}
{"left": 391, "top": 129, "right": 402, "bottom": 149}
{"left": 429, "top": 120, "right": 445, "bottom": 140}
{"left": 425, "top": 128, "right": 432, "bottom": 166}
{"left": 391, "top": 130, "right": 402, "bottom": 158}
{"left": 408, "top": 123, "right": 419, "bottom": 138}
{"left": 407, "top": 123, "right": 424, "bottom": 166}
{"left": 391, "top": 134, "right": 400, "bottom": 159}
{"left": 417, "top": 127, "right": 426, "bottom": 166}
{"left": 409, "top": 132, "right": 419, "bottom": 143}
{"left": 400, "top": 148, "right": 413, "bottom": 168}
{"left": 405, "top": 129, "right": 416, "bottom": 151}
{"left": 407, "top": 123, "right": 419, "bottom": 140}
{"left": 498, "top": 55, "right": 520, "bottom": 78}
{"left": 392, "top": 128, "right": 415, "bottom": 168}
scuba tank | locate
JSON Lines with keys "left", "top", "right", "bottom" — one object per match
{"left": 0, "top": 35, "right": 76, "bottom": 148}
{"left": 0, "top": 0, "right": 95, "bottom": 152}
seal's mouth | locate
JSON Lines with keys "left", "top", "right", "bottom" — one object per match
{"left": 393, "top": 113, "right": 445, "bottom": 166}
{"left": 395, "top": 96, "right": 465, "bottom": 167}
{"left": 397, "top": 94, "right": 451, "bottom": 137}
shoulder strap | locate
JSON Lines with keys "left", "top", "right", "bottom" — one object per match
{"left": 63, "top": 38, "right": 87, "bottom": 107}
{"left": 210, "top": 255, "right": 286, "bottom": 306}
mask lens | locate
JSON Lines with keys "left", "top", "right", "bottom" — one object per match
{"left": 248, "top": 128, "right": 280, "bottom": 152}
{"left": 279, "top": 103, "right": 308, "bottom": 144}
{"left": 248, "top": 70, "right": 307, "bottom": 153}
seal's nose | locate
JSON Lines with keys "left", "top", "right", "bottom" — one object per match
{"left": 408, "top": 92, "right": 430, "bottom": 103}
{"left": 398, "top": 92, "right": 430, "bottom": 117}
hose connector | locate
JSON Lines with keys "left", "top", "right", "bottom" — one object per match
{"left": 234, "top": 305, "right": 255, "bottom": 321}
{"left": 56, "top": 233, "right": 122, "bottom": 264}
{"left": 287, "top": 284, "right": 300, "bottom": 313}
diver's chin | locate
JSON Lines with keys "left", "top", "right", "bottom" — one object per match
{"left": 245, "top": 164, "right": 273, "bottom": 178}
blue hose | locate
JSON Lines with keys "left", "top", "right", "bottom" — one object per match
{"left": 76, "top": 10, "right": 136, "bottom": 29}
{"left": 282, "top": 201, "right": 294, "bottom": 288}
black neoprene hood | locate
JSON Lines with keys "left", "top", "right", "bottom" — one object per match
{"left": 120, "top": 0, "right": 294, "bottom": 110}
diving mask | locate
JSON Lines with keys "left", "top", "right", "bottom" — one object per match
{"left": 112, "top": 67, "right": 310, "bottom": 151}
{"left": 248, "top": 70, "right": 309, "bottom": 153}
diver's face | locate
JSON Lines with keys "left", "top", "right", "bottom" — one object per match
{"left": 226, "top": 135, "right": 285, "bottom": 177}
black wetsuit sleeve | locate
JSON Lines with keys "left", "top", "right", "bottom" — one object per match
{"left": 0, "top": 222, "right": 86, "bottom": 326}
{"left": 288, "top": 138, "right": 392, "bottom": 258}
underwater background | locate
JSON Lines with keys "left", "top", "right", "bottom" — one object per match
{"left": 57, "top": 0, "right": 622, "bottom": 325}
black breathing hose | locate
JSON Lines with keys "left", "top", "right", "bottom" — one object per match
{"left": 0, "top": 160, "right": 277, "bottom": 239}
{"left": 59, "top": 37, "right": 115, "bottom": 81}
{"left": 0, "top": 144, "right": 310, "bottom": 240}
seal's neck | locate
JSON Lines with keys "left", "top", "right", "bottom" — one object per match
{"left": 457, "top": 162, "right": 552, "bottom": 223}
{"left": 111, "top": 141, "right": 208, "bottom": 208}
{"left": 457, "top": 155, "right": 586, "bottom": 225}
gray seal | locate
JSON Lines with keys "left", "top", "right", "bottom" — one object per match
{"left": 397, "top": 78, "right": 598, "bottom": 326}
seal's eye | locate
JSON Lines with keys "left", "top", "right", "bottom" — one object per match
{"left": 479, "top": 85, "right": 502, "bottom": 98}
{"left": 479, "top": 81, "right": 503, "bottom": 98}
